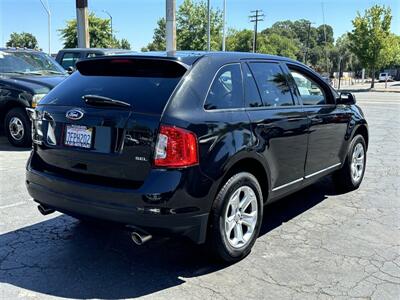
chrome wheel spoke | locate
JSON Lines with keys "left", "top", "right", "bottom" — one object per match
{"left": 225, "top": 217, "right": 236, "bottom": 235}
{"left": 234, "top": 223, "right": 244, "bottom": 243}
{"left": 241, "top": 211, "right": 256, "bottom": 227}
{"left": 239, "top": 193, "right": 252, "bottom": 211}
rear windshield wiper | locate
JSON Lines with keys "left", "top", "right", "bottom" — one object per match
{"left": 82, "top": 95, "right": 131, "bottom": 108}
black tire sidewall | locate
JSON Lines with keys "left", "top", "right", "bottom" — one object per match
{"left": 4, "top": 107, "right": 31, "bottom": 147}
{"left": 210, "top": 172, "right": 263, "bottom": 262}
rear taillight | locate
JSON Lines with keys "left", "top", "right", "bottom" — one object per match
{"left": 154, "top": 125, "right": 198, "bottom": 168}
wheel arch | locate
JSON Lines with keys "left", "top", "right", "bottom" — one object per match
{"left": 1, "top": 100, "right": 29, "bottom": 124}
{"left": 217, "top": 155, "right": 270, "bottom": 205}
{"left": 353, "top": 123, "right": 369, "bottom": 150}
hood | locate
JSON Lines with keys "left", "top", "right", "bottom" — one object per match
{"left": 0, "top": 75, "right": 67, "bottom": 94}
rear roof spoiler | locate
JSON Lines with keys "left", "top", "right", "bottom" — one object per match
{"left": 76, "top": 56, "right": 189, "bottom": 78}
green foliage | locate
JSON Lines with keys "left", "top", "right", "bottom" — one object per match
{"left": 119, "top": 38, "right": 131, "bottom": 50}
{"left": 59, "top": 13, "right": 130, "bottom": 49}
{"left": 260, "top": 33, "right": 300, "bottom": 59}
{"left": 142, "top": 18, "right": 166, "bottom": 51}
{"left": 177, "top": 0, "right": 222, "bottom": 50}
{"left": 144, "top": 0, "right": 222, "bottom": 51}
{"left": 379, "top": 34, "right": 400, "bottom": 67}
{"left": 6, "top": 32, "right": 38, "bottom": 49}
{"left": 225, "top": 29, "right": 253, "bottom": 52}
{"left": 348, "top": 5, "right": 392, "bottom": 87}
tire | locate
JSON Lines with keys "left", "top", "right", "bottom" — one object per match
{"left": 208, "top": 172, "right": 263, "bottom": 263}
{"left": 4, "top": 107, "right": 32, "bottom": 147}
{"left": 333, "top": 134, "right": 367, "bottom": 192}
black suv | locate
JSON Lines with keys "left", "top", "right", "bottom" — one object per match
{"left": 0, "top": 48, "right": 67, "bottom": 146}
{"left": 26, "top": 52, "right": 368, "bottom": 262}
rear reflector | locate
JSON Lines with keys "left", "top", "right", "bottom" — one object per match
{"left": 154, "top": 125, "right": 198, "bottom": 168}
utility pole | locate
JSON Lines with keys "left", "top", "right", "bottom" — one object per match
{"left": 222, "top": 0, "right": 226, "bottom": 51}
{"left": 166, "top": 0, "right": 176, "bottom": 52}
{"left": 39, "top": 0, "right": 51, "bottom": 54}
{"left": 249, "top": 10, "right": 264, "bottom": 53}
{"left": 207, "top": 0, "right": 211, "bottom": 51}
{"left": 321, "top": 2, "right": 329, "bottom": 73}
{"left": 76, "top": 0, "right": 89, "bottom": 48}
{"left": 303, "top": 21, "right": 312, "bottom": 65}
{"left": 102, "top": 10, "right": 113, "bottom": 37}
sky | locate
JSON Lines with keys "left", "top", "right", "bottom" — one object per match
{"left": 0, "top": 0, "right": 399, "bottom": 53}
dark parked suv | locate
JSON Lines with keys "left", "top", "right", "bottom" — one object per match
{"left": 26, "top": 52, "right": 368, "bottom": 262}
{"left": 0, "top": 48, "right": 67, "bottom": 146}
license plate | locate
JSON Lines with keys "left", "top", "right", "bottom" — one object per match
{"left": 64, "top": 125, "right": 93, "bottom": 149}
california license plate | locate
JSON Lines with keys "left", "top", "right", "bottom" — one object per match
{"left": 64, "top": 125, "right": 93, "bottom": 149}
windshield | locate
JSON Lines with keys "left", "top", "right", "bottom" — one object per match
{"left": 0, "top": 51, "right": 66, "bottom": 75}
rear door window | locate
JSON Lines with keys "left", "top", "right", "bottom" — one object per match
{"left": 204, "top": 64, "right": 244, "bottom": 110}
{"left": 242, "top": 63, "right": 263, "bottom": 108}
{"left": 249, "top": 62, "right": 294, "bottom": 107}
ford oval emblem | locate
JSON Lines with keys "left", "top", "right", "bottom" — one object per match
{"left": 66, "top": 109, "right": 84, "bottom": 120}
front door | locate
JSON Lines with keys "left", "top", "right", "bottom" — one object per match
{"left": 286, "top": 64, "right": 351, "bottom": 178}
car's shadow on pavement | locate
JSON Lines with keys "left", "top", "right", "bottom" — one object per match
{"left": 0, "top": 177, "right": 342, "bottom": 298}
{"left": 0, "top": 136, "right": 31, "bottom": 151}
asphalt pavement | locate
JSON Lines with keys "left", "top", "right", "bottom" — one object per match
{"left": 0, "top": 92, "right": 399, "bottom": 300}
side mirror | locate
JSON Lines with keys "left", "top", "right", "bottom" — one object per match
{"left": 67, "top": 66, "right": 75, "bottom": 74}
{"left": 339, "top": 92, "right": 356, "bottom": 105}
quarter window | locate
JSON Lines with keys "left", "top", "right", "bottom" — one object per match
{"left": 289, "top": 69, "right": 326, "bottom": 105}
{"left": 204, "top": 64, "right": 244, "bottom": 110}
{"left": 249, "top": 62, "right": 294, "bottom": 107}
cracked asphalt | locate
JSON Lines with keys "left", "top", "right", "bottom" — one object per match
{"left": 0, "top": 92, "right": 399, "bottom": 300}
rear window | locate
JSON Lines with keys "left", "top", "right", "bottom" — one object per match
{"left": 40, "top": 58, "right": 187, "bottom": 114}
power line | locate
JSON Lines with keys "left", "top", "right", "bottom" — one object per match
{"left": 249, "top": 9, "right": 264, "bottom": 53}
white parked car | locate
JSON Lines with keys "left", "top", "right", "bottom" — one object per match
{"left": 378, "top": 73, "right": 392, "bottom": 82}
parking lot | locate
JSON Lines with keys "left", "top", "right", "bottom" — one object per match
{"left": 0, "top": 91, "right": 399, "bottom": 299}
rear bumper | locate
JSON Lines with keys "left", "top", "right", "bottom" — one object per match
{"left": 26, "top": 154, "right": 212, "bottom": 244}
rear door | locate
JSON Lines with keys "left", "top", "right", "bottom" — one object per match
{"left": 33, "top": 57, "right": 187, "bottom": 185}
{"left": 286, "top": 64, "right": 352, "bottom": 178}
{"left": 244, "top": 61, "right": 308, "bottom": 193}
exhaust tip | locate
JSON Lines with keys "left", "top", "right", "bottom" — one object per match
{"left": 38, "top": 204, "right": 55, "bottom": 216}
{"left": 131, "top": 231, "right": 152, "bottom": 246}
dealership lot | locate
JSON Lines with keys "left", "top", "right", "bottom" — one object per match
{"left": 0, "top": 92, "right": 399, "bottom": 299}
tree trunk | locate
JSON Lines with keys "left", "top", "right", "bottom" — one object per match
{"left": 370, "top": 67, "right": 375, "bottom": 89}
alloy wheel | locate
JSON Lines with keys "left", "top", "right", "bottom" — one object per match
{"left": 351, "top": 143, "right": 365, "bottom": 183}
{"left": 224, "top": 186, "right": 258, "bottom": 248}
{"left": 9, "top": 117, "right": 24, "bottom": 141}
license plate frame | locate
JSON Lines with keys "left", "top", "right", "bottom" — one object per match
{"left": 64, "top": 125, "right": 94, "bottom": 149}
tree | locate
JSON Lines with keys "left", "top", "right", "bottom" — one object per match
{"left": 59, "top": 13, "right": 129, "bottom": 49}
{"left": 119, "top": 38, "right": 131, "bottom": 50}
{"left": 225, "top": 29, "right": 253, "bottom": 52}
{"left": 379, "top": 34, "right": 400, "bottom": 67}
{"left": 6, "top": 32, "right": 38, "bottom": 49}
{"left": 142, "top": 18, "right": 166, "bottom": 51}
{"left": 177, "top": 0, "right": 222, "bottom": 50}
{"left": 144, "top": 0, "right": 222, "bottom": 51}
{"left": 260, "top": 33, "right": 300, "bottom": 59}
{"left": 348, "top": 5, "right": 392, "bottom": 88}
